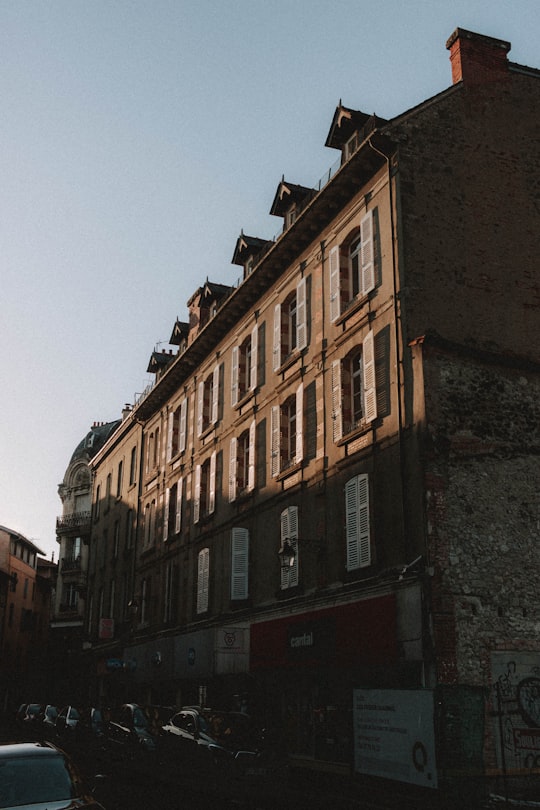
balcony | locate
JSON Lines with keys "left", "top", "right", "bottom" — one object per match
{"left": 61, "top": 556, "right": 82, "bottom": 573}
{"left": 56, "top": 511, "right": 91, "bottom": 534}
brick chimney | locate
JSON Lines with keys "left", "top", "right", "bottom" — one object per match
{"left": 446, "top": 28, "right": 511, "bottom": 85}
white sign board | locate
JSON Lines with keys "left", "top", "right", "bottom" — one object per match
{"left": 353, "top": 689, "right": 437, "bottom": 788}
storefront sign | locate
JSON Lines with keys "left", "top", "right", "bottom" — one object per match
{"left": 251, "top": 595, "right": 397, "bottom": 670}
{"left": 353, "top": 689, "right": 437, "bottom": 788}
{"left": 287, "top": 618, "right": 335, "bottom": 661}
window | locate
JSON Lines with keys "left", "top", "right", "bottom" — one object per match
{"left": 344, "top": 131, "right": 359, "bottom": 161}
{"left": 197, "top": 365, "right": 220, "bottom": 436}
{"left": 270, "top": 383, "right": 303, "bottom": 477}
{"left": 197, "top": 548, "right": 210, "bottom": 614}
{"left": 273, "top": 278, "right": 307, "bottom": 370}
{"left": 231, "top": 325, "right": 258, "bottom": 405}
{"left": 66, "top": 536, "right": 81, "bottom": 564}
{"left": 125, "top": 509, "right": 134, "bottom": 550}
{"left": 112, "top": 520, "right": 120, "bottom": 559}
{"left": 345, "top": 474, "right": 371, "bottom": 570}
{"left": 163, "top": 561, "right": 178, "bottom": 623}
{"left": 164, "top": 478, "right": 183, "bottom": 539}
{"left": 231, "top": 528, "right": 249, "bottom": 600}
{"left": 166, "top": 397, "right": 188, "bottom": 460}
{"left": 105, "top": 473, "right": 112, "bottom": 511}
{"left": 109, "top": 579, "right": 116, "bottom": 619}
{"left": 62, "top": 583, "right": 79, "bottom": 610}
{"left": 143, "top": 499, "right": 156, "bottom": 548}
{"left": 229, "top": 421, "right": 256, "bottom": 501}
{"left": 331, "top": 330, "right": 377, "bottom": 441}
{"left": 285, "top": 205, "right": 297, "bottom": 229}
{"left": 329, "top": 210, "right": 375, "bottom": 321}
{"left": 129, "top": 446, "right": 137, "bottom": 485}
{"left": 140, "top": 577, "right": 151, "bottom": 625}
{"left": 193, "top": 452, "right": 216, "bottom": 524}
{"left": 116, "top": 460, "right": 123, "bottom": 498}
{"left": 280, "top": 506, "right": 298, "bottom": 589}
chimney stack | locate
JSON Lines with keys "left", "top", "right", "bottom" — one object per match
{"left": 446, "top": 28, "right": 511, "bottom": 86}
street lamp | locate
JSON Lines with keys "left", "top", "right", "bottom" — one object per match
{"left": 277, "top": 538, "right": 325, "bottom": 570}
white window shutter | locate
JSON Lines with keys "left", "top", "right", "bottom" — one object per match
{"left": 346, "top": 474, "right": 371, "bottom": 570}
{"left": 175, "top": 477, "right": 183, "bottom": 533}
{"left": 197, "top": 381, "right": 204, "bottom": 436}
{"left": 231, "top": 527, "right": 249, "bottom": 600}
{"left": 211, "top": 365, "right": 220, "bottom": 424}
{"left": 295, "top": 383, "right": 303, "bottom": 464}
{"left": 209, "top": 450, "right": 216, "bottom": 514}
{"left": 360, "top": 210, "right": 375, "bottom": 295}
{"left": 166, "top": 412, "right": 174, "bottom": 462}
{"left": 273, "top": 303, "right": 281, "bottom": 371}
{"left": 163, "top": 487, "right": 170, "bottom": 540}
{"left": 250, "top": 324, "right": 258, "bottom": 390}
{"left": 331, "top": 359, "right": 343, "bottom": 442}
{"left": 270, "top": 405, "right": 280, "bottom": 477}
{"left": 179, "top": 398, "right": 187, "bottom": 452}
{"left": 296, "top": 278, "right": 307, "bottom": 350}
{"left": 329, "top": 245, "right": 340, "bottom": 322}
{"left": 357, "top": 474, "right": 371, "bottom": 567}
{"left": 248, "top": 419, "right": 256, "bottom": 491}
{"left": 288, "top": 506, "right": 299, "bottom": 587}
{"left": 280, "top": 506, "right": 299, "bottom": 589}
{"left": 193, "top": 465, "right": 201, "bottom": 524}
{"left": 231, "top": 346, "right": 239, "bottom": 406}
{"left": 363, "top": 330, "right": 377, "bottom": 423}
{"left": 197, "top": 548, "right": 209, "bottom": 614}
{"left": 229, "top": 437, "right": 237, "bottom": 502}
{"left": 280, "top": 508, "right": 290, "bottom": 590}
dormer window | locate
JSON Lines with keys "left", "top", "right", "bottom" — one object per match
{"left": 285, "top": 205, "right": 297, "bottom": 229}
{"left": 344, "top": 131, "right": 359, "bottom": 161}
{"left": 245, "top": 256, "right": 254, "bottom": 276}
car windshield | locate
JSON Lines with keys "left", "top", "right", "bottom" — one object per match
{"left": 0, "top": 755, "right": 74, "bottom": 806}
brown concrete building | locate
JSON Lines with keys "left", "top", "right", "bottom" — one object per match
{"left": 85, "top": 28, "right": 540, "bottom": 805}
{"left": 0, "top": 526, "right": 52, "bottom": 709}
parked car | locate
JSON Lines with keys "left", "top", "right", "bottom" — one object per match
{"left": 39, "top": 704, "right": 59, "bottom": 738}
{"left": 0, "top": 740, "right": 106, "bottom": 809}
{"left": 55, "top": 705, "right": 81, "bottom": 739}
{"left": 162, "top": 707, "right": 258, "bottom": 753}
{"left": 106, "top": 703, "right": 157, "bottom": 756}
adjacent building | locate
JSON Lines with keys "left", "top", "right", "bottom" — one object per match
{"left": 82, "top": 28, "right": 540, "bottom": 804}
{"left": 0, "top": 526, "right": 52, "bottom": 709}
{"left": 51, "top": 420, "right": 120, "bottom": 702}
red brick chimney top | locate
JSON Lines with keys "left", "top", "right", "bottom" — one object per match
{"left": 446, "top": 28, "right": 511, "bottom": 85}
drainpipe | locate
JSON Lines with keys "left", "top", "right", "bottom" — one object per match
{"left": 367, "top": 137, "right": 408, "bottom": 556}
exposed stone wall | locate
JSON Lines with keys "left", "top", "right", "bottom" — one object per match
{"left": 422, "top": 343, "right": 540, "bottom": 688}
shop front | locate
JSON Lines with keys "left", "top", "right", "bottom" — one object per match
{"left": 250, "top": 594, "right": 400, "bottom": 768}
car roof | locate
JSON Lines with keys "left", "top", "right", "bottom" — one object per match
{"left": 0, "top": 742, "right": 61, "bottom": 759}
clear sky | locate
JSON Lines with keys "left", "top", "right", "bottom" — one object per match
{"left": 1, "top": 0, "right": 538, "bottom": 559}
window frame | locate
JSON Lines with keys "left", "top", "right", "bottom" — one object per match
{"left": 272, "top": 277, "right": 308, "bottom": 371}
{"left": 329, "top": 210, "right": 375, "bottom": 321}
{"left": 331, "top": 330, "right": 377, "bottom": 441}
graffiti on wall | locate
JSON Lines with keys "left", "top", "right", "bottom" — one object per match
{"left": 491, "top": 652, "right": 540, "bottom": 771}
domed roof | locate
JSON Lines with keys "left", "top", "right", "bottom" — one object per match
{"left": 70, "top": 420, "right": 121, "bottom": 464}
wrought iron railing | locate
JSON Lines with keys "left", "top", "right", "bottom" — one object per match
{"left": 56, "top": 511, "right": 91, "bottom": 531}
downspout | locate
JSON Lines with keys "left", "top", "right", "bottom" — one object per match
{"left": 367, "top": 136, "right": 408, "bottom": 556}
{"left": 367, "top": 136, "right": 434, "bottom": 688}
